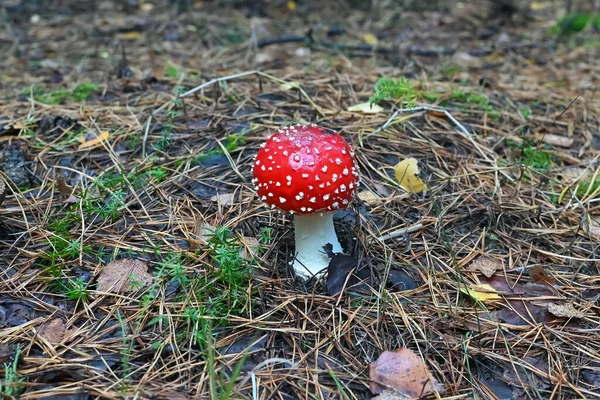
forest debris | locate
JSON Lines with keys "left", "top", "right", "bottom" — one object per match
{"left": 96, "top": 259, "right": 154, "bottom": 293}
{"left": 0, "top": 177, "right": 5, "bottom": 205}
{"left": 211, "top": 193, "right": 235, "bottom": 206}
{"left": 460, "top": 284, "right": 501, "bottom": 302}
{"left": 540, "top": 134, "right": 574, "bottom": 148}
{"left": 347, "top": 102, "right": 384, "bottom": 114}
{"left": 38, "top": 318, "right": 74, "bottom": 344}
{"left": 528, "top": 265, "right": 555, "bottom": 285}
{"left": 581, "top": 215, "right": 600, "bottom": 240}
{"left": 548, "top": 303, "right": 585, "bottom": 319}
{"left": 466, "top": 256, "right": 503, "bottom": 278}
{"left": 393, "top": 158, "right": 426, "bottom": 193}
{"left": 363, "top": 33, "right": 378, "bottom": 45}
{"left": 370, "top": 348, "right": 443, "bottom": 398}
{"left": 78, "top": 130, "right": 110, "bottom": 150}
{"left": 358, "top": 190, "right": 382, "bottom": 205}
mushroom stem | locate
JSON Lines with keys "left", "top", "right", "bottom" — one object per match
{"left": 292, "top": 212, "right": 342, "bottom": 278}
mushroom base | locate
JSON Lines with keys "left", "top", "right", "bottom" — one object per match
{"left": 292, "top": 212, "right": 342, "bottom": 278}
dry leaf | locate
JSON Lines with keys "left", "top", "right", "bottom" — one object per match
{"left": 78, "top": 130, "right": 110, "bottom": 150}
{"left": 280, "top": 81, "right": 300, "bottom": 91}
{"left": 38, "top": 318, "right": 74, "bottom": 344}
{"left": 358, "top": 190, "right": 382, "bottom": 205}
{"left": 97, "top": 259, "right": 153, "bottom": 294}
{"left": 460, "top": 284, "right": 501, "bottom": 302}
{"left": 466, "top": 256, "right": 503, "bottom": 278}
{"left": 347, "top": 102, "right": 384, "bottom": 114}
{"left": 239, "top": 236, "right": 260, "bottom": 259}
{"left": 528, "top": 265, "right": 555, "bottom": 285}
{"left": 581, "top": 215, "right": 600, "bottom": 240}
{"left": 548, "top": 303, "right": 585, "bottom": 319}
{"left": 363, "top": 33, "right": 378, "bottom": 45}
{"left": 370, "top": 348, "right": 443, "bottom": 398}
{"left": 541, "top": 134, "right": 573, "bottom": 148}
{"left": 117, "top": 31, "right": 142, "bottom": 40}
{"left": 394, "top": 158, "right": 427, "bottom": 193}
{"left": 211, "top": 193, "right": 235, "bottom": 206}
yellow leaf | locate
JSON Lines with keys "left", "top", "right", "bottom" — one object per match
{"left": 393, "top": 158, "right": 426, "bottom": 193}
{"left": 557, "top": 186, "right": 570, "bottom": 205}
{"left": 460, "top": 284, "right": 501, "bottom": 302}
{"left": 193, "top": 1, "right": 204, "bottom": 8}
{"left": 357, "top": 190, "right": 381, "bottom": 205}
{"left": 363, "top": 33, "right": 378, "bottom": 45}
{"left": 78, "top": 130, "right": 110, "bottom": 150}
{"left": 280, "top": 81, "right": 300, "bottom": 91}
{"left": 118, "top": 31, "right": 142, "bottom": 40}
{"left": 347, "top": 102, "right": 384, "bottom": 114}
{"left": 530, "top": 2, "right": 550, "bottom": 10}
{"left": 287, "top": 1, "right": 296, "bottom": 11}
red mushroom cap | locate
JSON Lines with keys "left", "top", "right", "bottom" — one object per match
{"left": 252, "top": 124, "right": 360, "bottom": 214}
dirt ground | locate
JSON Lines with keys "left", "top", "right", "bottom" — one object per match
{"left": 1, "top": 0, "right": 599, "bottom": 399}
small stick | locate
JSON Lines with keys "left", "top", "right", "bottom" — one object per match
{"left": 378, "top": 223, "right": 424, "bottom": 242}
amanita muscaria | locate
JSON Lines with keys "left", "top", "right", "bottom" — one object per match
{"left": 252, "top": 123, "right": 360, "bottom": 278}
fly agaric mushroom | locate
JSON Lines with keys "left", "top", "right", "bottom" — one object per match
{"left": 252, "top": 123, "right": 360, "bottom": 278}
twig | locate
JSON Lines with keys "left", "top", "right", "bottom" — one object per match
{"left": 377, "top": 223, "right": 424, "bottom": 242}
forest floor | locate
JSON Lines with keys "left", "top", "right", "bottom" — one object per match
{"left": 0, "top": 1, "right": 599, "bottom": 399}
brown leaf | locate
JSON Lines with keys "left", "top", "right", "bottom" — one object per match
{"left": 239, "top": 236, "right": 260, "bottom": 259}
{"left": 96, "top": 259, "right": 153, "bottom": 294}
{"left": 358, "top": 190, "right": 382, "bottom": 205}
{"left": 541, "top": 134, "right": 573, "bottom": 148}
{"left": 466, "top": 256, "right": 503, "bottom": 278}
{"left": 38, "top": 318, "right": 74, "bottom": 344}
{"left": 547, "top": 303, "right": 585, "bottom": 319}
{"left": 528, "top": 265, "right": 555, "bottom": 285}
{"left": 370, "top": 348, "right": 444, "bottom": 398}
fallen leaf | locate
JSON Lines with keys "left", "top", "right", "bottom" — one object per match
{"left": 394, "top": 158, "right": 427, "bottom": 193}
{"left": 280, "top": 81, "right": 300, "bottom": 91}
{"left": 387, "top": 269, "right": 417, "bottom": 291}
{"left": 547, "top": 303, "right": 585, "bottom": 319}
{"left": 287, "top": 0, "right": 296, "bottom": 10}
{"left": 370, "top": 347, "right": 444, "bottom": 398}
{"left": 239, "top": 236, "right": 260, "bottom": 259}
{"left": 38, "top": 318, "right": 74, "bottom": 344}
{"left": 117, "top": 31, "right": 142, "bottom": 40}
{"left": 541, "top": 134, "right": 573, "bottom": 148}
{"left": 581, "top": 214, "right": 600, "bottom": 240}
{"left": 347, "top": 102, "right": 384, "bottom": 114}
{"left": 357, "top": 190, "right": 382, "bottom": 205}
{"left": 466, "top": 256, "right": 503, "bottom": 278}
{"left": 96, "top": 259, "right": 153, "bottom": 293}
{"left": 528, "top": 265, "right": 555, "bottom": 285}
{"left": 77, "top": 130, "right": 110, "bottom": 150}
{"left": 460, "top": 284, "right": 501, "bottom": 302}
{"left": 211, "top": 193, "right": 235, "bottom": 206}
{"left": 363, "top": 33, "right": 378, "bottom": 45}
{"left": 325, "top": 244, "right": 373, "bottom": 296}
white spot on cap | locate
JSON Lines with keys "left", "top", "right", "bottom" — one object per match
{"left": 301, "top": 207, "right": 307, "bottom": 212}
{"left": 294, "top": 155, "right": 301, "bottom": 162}
{"left": 302, "top": 173, "right": 309, "bottom": 178}
{"left": 296, "top": 192, "right": 305, "bottom": 200}
{"left": 323, "top": 194, "right": 330, "bottom": 200}
{"left": 283, "top": 150, "right": 289, "bottom": 156}
{"left": 335, "top": 158, "right": 342, "bottom": 165}
{"left": 341, "top": 149, "right": 346, "bottom": 154}
{"left": 314, "top": 148, "right": 320, "bottom": 154}
{"left": 286, "top": 175, "right": 292, "bottom": 181}
{"left": 255, "top": 160, "right": 260, "bottom": 165}
{"left": 268, "top": 193, "right": 274, "bottom": 197}
{"left": 279, "top": 197, "right": 286, "bottom": 203}
{"left": 340, "top": 184, "right": 347, "bottom": 192}
{"left": 343, "top": 168, "right": 349, "bottom": 175}
{"left": 332, "top": 202, "right": 339, "bottom": 208}
{"left": 309, "top": 197, "right": 316, "bottom": 203}
{"left": 276, "top": 182, "right": 281, "bottom": 187}
{"left": 261, "top": 196, "right": 267, "bottom": 200}
{"left": 342, "top": 199, "right": 349, "bottom": 204}
{"left": 261, "top": 165, "right": 266, "bottom": 171}
{"left": 321, "top": 166, "right": 328, "bottom": 173}
{"left": 332, "top": 174, "right": 338, "bottom": 182}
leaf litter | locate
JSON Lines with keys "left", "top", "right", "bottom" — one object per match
{"left": 96, "top": 259, "right": 154, "bottom": 293}
{"left": 1, "top": 0, "right": 600, "bottom": 398}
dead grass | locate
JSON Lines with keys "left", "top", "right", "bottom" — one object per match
{"left": 1, "top": 0, "right": 600, "bottom": 399}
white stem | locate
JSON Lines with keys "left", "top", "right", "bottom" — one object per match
{"left": 292, "top": 212, "right": 342, "bottom": 278}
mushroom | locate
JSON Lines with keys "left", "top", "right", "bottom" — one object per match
{"left": 252, "top": 123, "right": 360, "bottom": 278}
